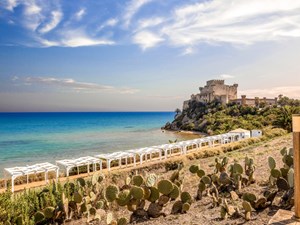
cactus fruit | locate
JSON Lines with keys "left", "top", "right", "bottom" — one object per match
{"left": 288, "top": 168, "right": 294, "bottom": 188}
{"left": 171, "top": 200, "right": 183, "bottom": 214}
{"left": 181, "top": 202, "right": 190, "bottom": 213}
{"left": 268, "top": 157, "right": 276, "bottom": 170}
{"left": 148, "top": 187, "right": 160, "bottom": 203}
{"left": 169, "top": 184, "right": 180, "bottom": 200}
{"left": 96, "top": 200, "right": 104, "bottom": 209}
{"left": 74, "top": 192, "right": 83, "bottom": 204}
{"left": 105, "top": 185, "right": 119, "bottom": 202}
{"left": 189, "top": 164, "right": 199, "bottom": 174}
{"left": 271, "top": 169, "right": 281, "bottom": 178}
{"left": 242, "top": 201, "right": 251, "bottom": 221}
{"left": 157, "top": 179, "right": 174, "bottom": 195}
{"left": 43, "top": 206, "right": 55, "bottom": 219}
{"left": 277, "top": 177, "right": 289, "bottom": 191}
{"left": 181, "top": 192, "right": 192, "bottom": 204}
{"left": 132, "top": 175, "right": 144, "bottom": 186}
{"left": 117, "top": 217, "right": 128, "bottom": 225}
{"left": 77, "top": 178, "right": 86, "bottom": 187}
{"left": 130, "top": 186, "right": 144, "bottom": 200}
{"left": 34, "top": 211, "right": 45, "bottom": 223}
{"left": 145, "top": 174, "right": 157, "bottom": 187}
{"left": 116, "top": 190, "right": 131, "bottom": 206}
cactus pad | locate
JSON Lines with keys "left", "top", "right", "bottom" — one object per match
{"left": 43, "top": 206, "right": 55, "bottom": 219}
{"left": 189, "top": 164, "right": 199, "bottom": 174}
{"left": 242, "top": 201, "right": 252, "bottom": 212}
{"left": 77, "top": 178, "right": 86, "bottom": 187}
{"left": 201, "top": 175, "right": 211, "bottom": 185}
{"left": 116, "top": 190, "right": 131, "bottom": 206}
{"left": 157, "top": 179, "right": 174, "bottom": 195}
{"left": 132, "top": 175, "right": 144, "bottom": 186}
{"left": 34, "top": 211, "right": 45, "bottom": 223}
{"left": 148, "top": 187, "right": 160, "bottom": 202}
{"left": 197, "top": 169, "right": 205, "bottom": 178}
{"left": 105, "top": 185, "right": 119, "bottom": 202}
{"left": 182, "top": 202, "right": 190, "bottom": 213}
{"left": 117, "top": 217, "right": 128, "bottom": 225}
{"left": 130, "top": 186, "right": 144, "bottom": 200}
{"left": 171, "top": 200, "right": 183, "bottom": 214}
{"left": 276, "top": 177, "right": 289, "bottom": 191}
{"left": 145, "top": 174, "right": 157, "bottom": 187}
{"left": 74, "top": 192, "right": 83, "bottom": 204}
{"left": 288, "top": 168, "right": 294, "bottom": 188}
{"left": 271, "top": 168, "right": 281, "bottom": 178}
{"left": 169, "top": 184, "right": 180, "bottom": 200}
{"left": 268, "top": 157, "right": 276, "bottom": 170}
{"left": 181, "top": 191, "right": 192, "bottom": 204}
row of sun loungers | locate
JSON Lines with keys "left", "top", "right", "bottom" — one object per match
{"left": 3, "top": 132, "right": 242, "bottom": 192}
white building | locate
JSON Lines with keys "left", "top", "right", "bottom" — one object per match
{"left": 229, "top": 128, "right": 251, "bottom": 139}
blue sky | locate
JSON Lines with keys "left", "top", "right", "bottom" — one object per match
{"left": 0, "top": 0, "right": 300, "bottom": 111}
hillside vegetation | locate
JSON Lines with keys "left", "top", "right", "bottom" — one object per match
{"left": 164, "top": 96, "right": 300, "bottom": 134}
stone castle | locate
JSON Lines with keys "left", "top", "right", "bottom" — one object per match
{"left": 183, "top": 80, "right": 278, "bottom": 110}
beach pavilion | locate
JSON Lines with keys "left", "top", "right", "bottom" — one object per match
{"left": 56, "top": 156, "right": 101, "bottom": 177}
{"left": 128, "top": 147, "right": 162, "bottom": 165}
{"left": 4, "top": 162, "right": 59, "bottom": 192}
{"left": 95, "top": 151, "right": 136, "bottom": 171}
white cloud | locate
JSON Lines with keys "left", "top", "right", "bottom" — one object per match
{"left": 160, "top": 0, "right": 300, "bottom": 48}
{"left": 21, "top": 77, "right": 139, "bottom": 94}
{"left": 75, "top": 8, "right": 86, "bottom": 21}
{"left": 133, "top": 31, "right": 164, "bottom": 49}
{"left": 97, "top": 18, "right": 118, "bottom": 31}
{"left": 220, "top": 74, "right": 235, "bottom": 79}
{"left": 240, "top": 86, "right": 300, "bottom": 99}
{"left": 38, "top": 10, "right": 62, "bottom": 33}
{"left": 123, "top": 0, "right": 153, "bottom": 27}
{"left": 4, "top": 0, "right": 18, "bottom": 11}
{"left": 137, "top": 17, "right": 164, "bottom": 29}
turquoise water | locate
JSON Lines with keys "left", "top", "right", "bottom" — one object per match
{"left": 0, "top": 112, "right": 194, "bottom": 177}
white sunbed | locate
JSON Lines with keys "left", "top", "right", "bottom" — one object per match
{"left": 4, "top": 162, "right": 59, "bottom": 192}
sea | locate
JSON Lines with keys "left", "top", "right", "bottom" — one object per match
{"left": 0, "top": 112, "right": 198, "bottom": 177}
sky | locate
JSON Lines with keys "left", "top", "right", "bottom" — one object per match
{"left": 0, "top": 0, "right": 300, "bottom": 112}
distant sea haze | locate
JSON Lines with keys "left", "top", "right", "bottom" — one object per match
{"left": 0, "top": 112, "right": 193, "bottom": 177}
